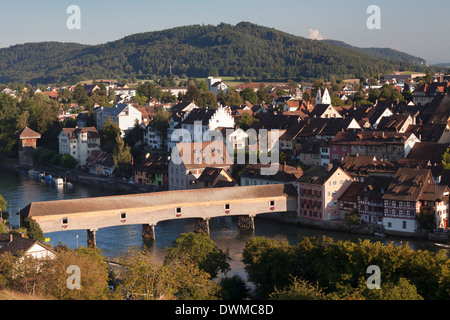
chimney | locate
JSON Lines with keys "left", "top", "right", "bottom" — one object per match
{"left": 326, "top": 163, "right": 333, "bottom": 172}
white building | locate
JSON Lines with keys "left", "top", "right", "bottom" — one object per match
{"left": 207, "top": 76, "right": 228, "bottom": 95}
{"left": 169, "top": 106, "right": 235, "bottom": 152}
{"left": 58, "top": 127, "right": 101, "bottom": 166}
{"left": 94, "top": 103, "right": 142, "bottom": 136}
{"left": 315, "top": 87, "right": 331, "bottom": 106}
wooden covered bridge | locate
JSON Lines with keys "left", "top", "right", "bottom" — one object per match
{"left": 20, "top": 184, "right": 298, "bottom": 247}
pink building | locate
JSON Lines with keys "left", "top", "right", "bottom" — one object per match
{"left": 297, "top": 164, "right": 353, "bottom": 221}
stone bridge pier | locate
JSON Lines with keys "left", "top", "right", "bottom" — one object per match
{"left": 87, "top": 229, "right": 97, "bottom": 248}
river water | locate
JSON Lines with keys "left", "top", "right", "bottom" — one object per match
{"left": 0, "top": 165, "right": 441, "bottom": 278}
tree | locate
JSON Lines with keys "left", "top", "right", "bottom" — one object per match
{"left": 101, "top": 119, "right": 121, "bottom": 154}
{"left": 184, "top": 85, "right": 200, "bottom": 103}
{"left": 442, "top": 148, "right": 450, "bottom": 169}
{"left": 219, "top": 275, "right": 249, "bottom": 300}
{"left": 417, "top": 206, "right": 437, "bottom": 231}
{"left": 38, "top": 247, "right": 110, "bottom": 300}
{"left": 0, "top": 194, "right": 7, "bottom": 222}
{"left": 197, "top": 91, "right": 218, "bottom": 109}
{"left": 240, "top": 87, "right": 258, "bottom": 105}
{"left": 236, "top": 112, "right": 258, "bottom": 130}
{"left": 113, "top": 134, "right": 133, "bottom": 178}
{"left": 60, "top": 153, "right": 78, "bottom": 169}
{"left": 22, "top": 217, "right": 44, "bottom": 242}
{"left": 164, "top": 232, "right": 231, "bottom": 279}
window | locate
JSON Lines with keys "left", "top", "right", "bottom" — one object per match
{"left": 270, "top": 200, "right": 275, "bottom": 206}
{"left": 388, "top": 222, "right": 392, "bottom": 228}
{"left": 402, "top": 221, "right": 407, "bottom": 229}
{"left": 225, "top": 204, "right": 230, "bottom": 210}
{"left": 176, "top": 208, "right": 181, "bottom": 213}
{"left": 62, "top": 218, "right": 68, "bottom": 224}
{"left": 121, "top": 213, "right": 126, "bottom": 219}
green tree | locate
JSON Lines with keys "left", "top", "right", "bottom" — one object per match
{"left": 22, "top": 217, "right": 44, "bottom": 242}
{"left": 218, "top": 275, "right": 249, "bottom": 300}
{"left": 240, "top": 87, "right": 258, "bottom": 105}
{"left": 236, "top": 112, "right": 258, "bottom": 130}
{"left": 417, "top": 206, "right": 437, "bottom": 231}
{"left": 441, "top": 148, "right": 450, "bottom": 169}
{"left": 164, "top": 232, "right": 231, "bottom": 279}
{"left": 101, "top": 119, "right": 121, "bottom": 153}
{"left": 0, "top": 194, "right": 7, "bottom": 222}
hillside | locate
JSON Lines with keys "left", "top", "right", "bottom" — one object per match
{"left": 323, "top": 39, "right": 426, "bottom": 66}
{"left": 0, "top": 22, "right": 426, "bottom": 85}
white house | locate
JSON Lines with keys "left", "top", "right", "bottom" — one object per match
{"left": 176, "top": 106, "right": 235, "bottom": 145}
{"left": 207, "top": 76, "right": 228, "bottom": 95}
{"left": 58, "top": 127, "right": 101, "bottom": 167}
{"left": 94, "top": 103, "right": 143, "bottom": 136}
{"left": 0, "top": 234, "right": 56, "bottom": 260}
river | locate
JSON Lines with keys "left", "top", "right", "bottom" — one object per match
{"left": 0, "top": 165, "right": 441, "bottom": 278}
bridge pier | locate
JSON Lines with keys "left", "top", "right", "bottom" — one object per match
{"left": 142, "top": 224, "right": 156, "bottom": 241}
{"left": 194, "top": 218, "right": 210, "bottom": 235}
{"left": 87, "top": 229, "right": 97, "bottom": 248}
{"left": 238, "top": 215, "right": 255, "bottom": 230}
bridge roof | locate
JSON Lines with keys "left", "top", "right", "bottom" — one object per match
{"left": 21, "top": 184, "right": 297, "bottom": 218}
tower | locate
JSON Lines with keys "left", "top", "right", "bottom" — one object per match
{"left": 315, "top": 88, "right": 322, "bottom": 106}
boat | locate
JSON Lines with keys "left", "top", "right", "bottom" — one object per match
{"left": 374, "top": 232, "right": 386, "bottom": 238}
{"left": 434, "top": 243, "right": 450, "bottom": 249}
{"left": 53, "top": 178, "right": 64, "bottom": 186}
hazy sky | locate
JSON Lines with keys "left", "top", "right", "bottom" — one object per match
{"left": 0, "top": 0, "right": 448, "bottom": 64}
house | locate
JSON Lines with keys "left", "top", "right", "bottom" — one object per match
{"left": 293, "top": 139, "right": 324, "bottom": 167}
{"left": 357, "top": 175, "right": 394, "bottom": 224}
{"left": 382, "top": 168, "right": 449, "bottom": 232}
{"left": 413, "top": 81, "right": 449, "bottom": 106}
{"left": 144, "top": 121, "right": 165, "bottom": 150}
{"left": 168, "top": 141, "right": 233, "bottom": 190}
{"left": 133, "top": 154, "right": 169, "bottom": 189}
{"left": 309, "top": 104, "right": 342, "bottom": 119}
{"left": 18, "top": 127, "right": 41, "bottom": 167}
{"left": 338, "top": 181, "right": 364, "bottom": 220}
{"left": 406, "top": 142, "right": 449, "bottom": 167}
{"left": 167, "top": 102, "right": 199, "bottom": 152}
{"left": 0, "top": 234, "right": 56, "bottom": 259}
{"left": 376, "top": 114, "right": 415, "bottom": 133}
{"left": 329, "top": 131, "right": 420, "bottom": 163}
{"left": 58, "top": 127, "right": 101, "bottom": 166}
{"left": 178, "top": 106, "right": 234, "bottom": 143}
{"left": 215, "top": 127, "right": 249, "bottom": 151}
{"left": 240, "top": 163, "right": 303, "bottom": 186}
{"left": 207, "top": 76, "right": 228, "bottom": 95}
{"left": 94, "top": 103, "right": 143, "bottom": 135}
{"left": 85, "top": 150, "right": 115, "bottom": 177}
{"left": 297, "top": 165, "right": 354, "bottom": 221}
{"left": 366, "top": 102, "right": 394, "bottom": 129}
{"left": 194, "top": 167, "right": 237, "bottom": 189}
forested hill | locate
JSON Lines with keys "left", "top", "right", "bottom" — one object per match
{"left": 0, "top": 22, "right": 426, "bottom": 85}
{"left": 323, "top": 39, "right": 426, "bottom": 66}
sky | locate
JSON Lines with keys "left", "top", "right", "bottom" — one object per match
{"left": 0, "top": 0, "right": 448, "bottom": 64}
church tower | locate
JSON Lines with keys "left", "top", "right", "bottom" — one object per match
{"left": 315, "top": 88, "right": 322, "bottom": 106}
{"left": 322, "top": 87, "right": 331, "bottom": 105}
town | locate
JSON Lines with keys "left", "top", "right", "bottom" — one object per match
{"left": 1, "top": 70, "right": 450, "bottom": 301}
{"left": 4, "top": 72, "right": 450, "bottom": 236}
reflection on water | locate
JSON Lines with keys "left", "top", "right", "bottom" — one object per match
{"left": 0, "top": 165, "right": 443, "bottom": 279}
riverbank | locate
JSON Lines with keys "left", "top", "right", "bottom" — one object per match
{"left": 0, "top": 156, "right": 162, "bottom": 195}
{"left": 260, "top": 211, "right": 449, "bottom": 244}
